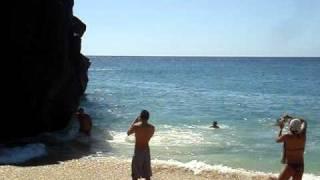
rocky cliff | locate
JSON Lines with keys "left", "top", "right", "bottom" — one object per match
{"left": 1, "top": 0, "right": 89, "bottom": 143}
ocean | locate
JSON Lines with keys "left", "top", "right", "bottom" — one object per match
{"left": 1, "top": 56, "right": 319, "bottom": 177}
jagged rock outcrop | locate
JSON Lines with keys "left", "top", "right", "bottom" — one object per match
{"left": 1, "top": 0, "right": 89, "bottom": 143}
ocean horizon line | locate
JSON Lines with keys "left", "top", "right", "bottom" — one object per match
{"left": 86, "top": 55, "right": 320, "bottom": 59}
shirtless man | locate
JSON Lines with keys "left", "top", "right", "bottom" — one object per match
{"left": 276, "top": 118, "right": 307, "bottom": 180}
{"left": 76, "top": 108, "right": 92, "bottom": 136}
{"left": 127, "top": 110, "right": 155, "bottom": 180}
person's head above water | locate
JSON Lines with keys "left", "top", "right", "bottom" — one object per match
{"left": 210, "top": 121, "right": 219, "bottom": 128}
{"left": 140, "top": 110, "right": 150, "bottom": 122}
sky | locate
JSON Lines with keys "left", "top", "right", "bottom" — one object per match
{"left": 74, "top": 0, "right": 320, "bottom": 57}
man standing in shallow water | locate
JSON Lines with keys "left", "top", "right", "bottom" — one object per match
{"left": 127, "top": 110, "right": 155, "bottom": 180}
{"left": 276, "top": 117, "right": 307, "bottom": 180}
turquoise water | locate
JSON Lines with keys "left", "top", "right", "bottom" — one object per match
{"left": 82, "top": 56, "right": 320, "bottom": 175}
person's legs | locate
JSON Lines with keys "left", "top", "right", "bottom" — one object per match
{"left": 131, "top": 156, "right": 139, "bottom": 180}
{"left": 293, "top": 173, "right": 303, "bottom": 180}
{"left": 143, "top": 149, "right": 152, "bottom": 179}
{"left": 132, "top": 150, "right": 145, "bottom": 180}
{"left": 278, "top": 164, "right": 294, "bottom": 180}
{"left": 292, "top": 164, "right": 304, "bottom": 180}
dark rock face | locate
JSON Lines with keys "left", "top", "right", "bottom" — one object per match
{"left": 1, "top": 0, "right": 89, "bottom": 143}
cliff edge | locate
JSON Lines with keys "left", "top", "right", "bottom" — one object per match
{"left": 1, "top": 0, "right": 89, "bottom": 143}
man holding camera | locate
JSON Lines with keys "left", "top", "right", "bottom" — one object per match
{"left": 276, "top": 115, "right": 307, "bottom": 180}
{"left": 127, "top": 110, "right": 155, "bottom": 180}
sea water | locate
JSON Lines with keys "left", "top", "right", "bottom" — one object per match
{"left": 2, "top": 56, "right": 319, "bottom": 177}
{"left": 83, "top": 56, "right": 320, "bottom": 176}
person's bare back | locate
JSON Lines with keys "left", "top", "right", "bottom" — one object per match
{"left": 127, "top": 110, "right": 155, "bottom": 180}
{"left": 133, "top": 122, "right": 155, "bottom": 150}
{"left": 282, "top": 134, "right": 305, "bottom": 164}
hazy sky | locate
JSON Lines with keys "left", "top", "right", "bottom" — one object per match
{"left": 74, "top": 0, "right": 320, "bottom": 57}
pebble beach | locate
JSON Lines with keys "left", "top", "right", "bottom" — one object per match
{"left": 0, "top": 157, "right": 276, "bottom": 180}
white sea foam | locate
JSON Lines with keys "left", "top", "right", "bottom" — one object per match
{"left": 0, "top": 143, "right": 47, "bottom": 164}
{"left": 87, "top": 156, "right": 320, "bottom": 179}
{"left": 153, "top": 159, "right": 274, "bottom": 176}
{"left": 108, "top": 131, "right": 135, "bottom": 145}
{"left": 108, "top": 123, "right": 238, "bottom": 147}
{"left": 154, "top": 159, "right": 320, "bottom": 179}
{"left": 108, "top": 128, "right": 211, "bottom": 146}
{"left": 152, "top": 127, "right": 206, "bottom": 146}
{"left": 304, "top": 174, "right": 320, "bottom": 180}
{"left": 42, "top": 118, "right": 80, "bottom": 143}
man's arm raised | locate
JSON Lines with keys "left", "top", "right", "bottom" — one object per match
{"left": 127, "top": 117, "right": 140, "bottom": 136}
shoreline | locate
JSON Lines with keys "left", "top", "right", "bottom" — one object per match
{"left": 1, "top": 145, "right": 320, "bottom": 180}
{"left": 1, "top": 135, "right": 319, "bottom": 180}
{"left": 1, "top": 156, "right": 319, "bottom": 179}
{"left": 0, "top": 156, "right": 278, "bottom": 180}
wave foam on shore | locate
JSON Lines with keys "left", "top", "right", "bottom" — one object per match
{"left": 0, "top": 143, "right": 47, "bottom": 164}
{"left": 151, "top": 159, "right": 320, "bottom": 180}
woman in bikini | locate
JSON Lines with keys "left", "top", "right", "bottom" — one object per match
{"left": 276, "top": 118, "right": 307, "bottom": 180}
